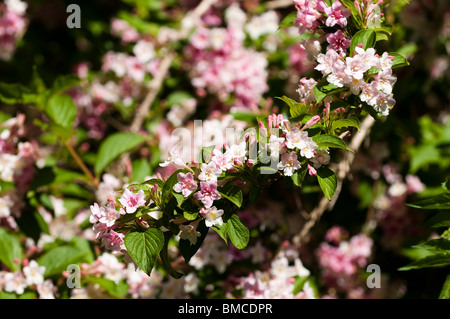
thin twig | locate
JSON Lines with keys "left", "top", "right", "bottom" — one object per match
{"left": 64, "top": 140, "right": 99, "bottom": 187}
{"left": 293, "top": 115, "right": 376, "bottom": 247}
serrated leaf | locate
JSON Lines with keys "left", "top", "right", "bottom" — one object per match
{"left": 407, "top": 193, "right": 450, "bottom": 210}
{"left": 399, "top": 253, "right": 450, "bottom": 271}
{"left": 226, "top": 214, "right": 249, "bottom": 250}
{"left": 94, "top": 132, "right": 147, "bottom": 175}
{"left": 86, "top": 277, "right": 129, "bottom": 299}
{"left": 0, "top": 228, "right": 23, "bottom": 271}
{"left": 332, "top": 118, "right": 360, "bottom": 131}
{"left": 0, "top": 82, "right": 37, "bottom": 105}
{"left": 312, "top": 134, "right": 353, "bottom": 151}
{"left": 350, "top": 29, "right": 376, "bottom": 53}
{"left": 124, "top": 228, "right": 164, "bottom": 276}
{"left": 45, "top": 94, "right": 77, "bottom": 129}
{"left": 389, "top": 52, "right": 410, "bottom": 69}
{"left": 38, "top": 246, "right": 89, "bottom": 276}
{"left": 278, "top": 11, "right": 297, "bottom": 29}
{"left": 161, "top": 233, "right": 183, "bottom": 279}
{"left": 313, "top": 80, "right": 346, "bottom": 103}
{"left": 317, "top": 166, "right": 337, "bottom": 201}
{"left": 219, "top": 184, "right": 243, "bottom": 208}
{"left": 43, "top": 74, "right": 81, "bottom": 103}
{"left": 413, "top": 238, "right": 450, "bottom": 252}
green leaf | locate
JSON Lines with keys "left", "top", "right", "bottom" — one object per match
{"left": 290, "top": 103, "right": 309, "bottom": 118}
{"left": 424, "top": 211, "right": 450, "bottom": 228}
{"left": 132, "top": 159, "right": 152, "bottom": 183}
{"left": 313, "top": 80, "right": 346, "bottom": 103}
{"left": 312, "top": 134, "right": 353, "bottom": 151}
{"left": 0, "top": 82, "right": 37, "bottom": 105}
{"left": 439, "top": 274, "right": 450, "bottom": 299}
{"left": 160, "top": 234, "right": 183, "bottom": 279}
{"left": 293, "top": 276, "right": 309, "bottom": 295}
{"left": 198, "top": 145, "right": 216, "bottom": 164}
{"left": 350, "top": 29, "right": 376, "bottom": 53}
{"left": 226, "top": 215, "right": 250, "bottom": 249}
{"left": 124, "top": 228, "right": 164, "bottom": 276}
{"left": 43, "top": 74, "right": 81, "bottom": 103}
{"left": 161, "top": 169, "right": 182, "bottom": 205}
{"left": 278, "top": 11, "right": 297, "bottom": 30}
{"left": 332, "top": 118, "right": 360, "bottom": 131}
{"left": 291, "top": 161, "right": 308, "bottom": 187}
{"left": 399, "top": 253, "right": 450, "bottom": 271}
{"left": 213, "top": 222, "right": 229, "bottom": 244}
{"left": 219, "top": 184, "right": 243, "bottom": 208}
{"left": 317, "top": 166, "right": 338, "bottom": 201}
{"left": 0, "top": 228, "right": 23, "bottom": 271}
{"left": 340, "top": 0, "right": 363, "bottom": 28}
{"left": 389, "top": 52, "right": 410, "bottom": 69}
{"left": 413, "top": 238, "right": 450, "bottom": 252}
{"left": 38, "top": 246, "right": 89, "bottom": 277}
{"left": 94, "top": 132, "right": 147, "bottom": 175}
{"left": 407, "top": 193, "right": 450, "bottom": 210}
{"left": 86, "top": 277, "right": 129, "bottom": 299}
{"left": 45, "top": 94, "right": 77, "bottom": 129}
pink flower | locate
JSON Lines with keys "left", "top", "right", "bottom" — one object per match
{"left": 118, "top": 188, "right": 146, "bottom": 214}
{"left": 326, "top": 30, "right": 350, "bottom": 56}
{"left": 315, "top": 49, "right": 343, "bottom": 75}
{"left": 194, "top": 181, "right": 221, "bottom": 208}
{"left": 405, "top": 174, "right": 425, "bottom": 194}
{"left": 101, "top": 230, "right": 125, "bottom": 251}
{"left": 211, "top": 149, "right": 233, "bottom": 171}
{"left": 277, "top": 152, "right": 302, "bottom": 176}
{"left": 173, "top": 172, "right": 198, "bottom": 197}
{"left": 97, "top": 202, "right": 122, "bottom": 227}
{"left": 324, "top": 1, "right": 350, "bottom": 28}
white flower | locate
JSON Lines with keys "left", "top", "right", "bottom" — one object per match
{"left": 198, "top": 161, "right": 222, "bottom": 182}
{"left": 4, "top": 271, "right": 27, "bottom": 295}
{"left": 23, "top": 260, "right": 46, "bottom": 286}
{"left": 5, "top": 0, "right": 27, "bottom": 15}
{"left": 133, "top": 40, "right": 155, "bottom": 64}
{"left": 179, "top": 224, "right": 201, "bottom": 245}
{"left": 267, "top": 134, "right": 285, "bottom": 159}
{"left": 37, "top": 280, "right": 56, "bottom": 299}
{"left": 225, "top": 142, "right": 247, "bottom": 162}
{"left": 200, "top": 206, "right": 224, "bottom": 228}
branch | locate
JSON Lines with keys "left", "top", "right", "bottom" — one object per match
{"left": 293, "top": 115, "right": 376, "bottom": 247}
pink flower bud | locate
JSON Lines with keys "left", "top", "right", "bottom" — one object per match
{"left": 307, "top": 164, "right": 317, "bottom": 176}
{"left": 247, "top": 159, "right": 255, "bottom": 167}
{"left": 303, "top": 115, "right": 321, "bottom": 130}
{"left": 234, "top": 157, "right": 243, "bottom": 166}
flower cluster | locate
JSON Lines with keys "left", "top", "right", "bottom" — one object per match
{"left": 0, "top": 260, "right": 55, "bottom": 298}
{"left": 293, "top": 0, "right": 350, "bottom": 35}
{"left": 184, "top": 4, "right": 271, "bottom": 109}
{"left": 314, "top": 46, "right": 397, "bottom": 115}
{"left": 0, "top": 114, "right": 37, "bottom": 229}
{"left": 233, "top": 241, "right": 315, "bottom": 299}
{"left": 316, "top": 227, "right": 374, "bottom": 298}
{"left": 0, "top": 0, "right": 28, "bottom": 60}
